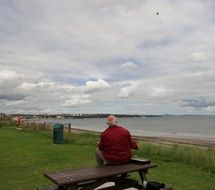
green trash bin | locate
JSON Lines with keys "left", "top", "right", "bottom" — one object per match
{"left": 53, "top": 123, "right": 64, "bottom": 144}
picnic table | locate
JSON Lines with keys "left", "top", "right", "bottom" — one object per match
{"left": 39, "top": 159, "right": 157, "bottom": 190}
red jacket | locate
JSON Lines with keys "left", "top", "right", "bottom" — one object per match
{"left": 98, "top": 125, "right": 138, "bottom": 164}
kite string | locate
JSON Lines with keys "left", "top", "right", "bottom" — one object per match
{"left": 156, "top": 12, "right": 163, "bottom": 24}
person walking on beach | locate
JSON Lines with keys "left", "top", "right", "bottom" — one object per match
{"left": 96, "top": 115, "right": 139, "bottom": 166}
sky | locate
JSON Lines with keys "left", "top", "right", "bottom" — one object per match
{"left": 1, "top": 0, "right": 215, "bottom": 115}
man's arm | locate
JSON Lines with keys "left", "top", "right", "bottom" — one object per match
{"left": 127, "top": 131, "right": 139, "bottom": 149}
{"left": 130, "top": 138, "right": 139, "bottom": 149}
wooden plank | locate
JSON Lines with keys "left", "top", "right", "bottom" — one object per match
{"left": 44, "top": 162, "right": 157, "bottom": 186}
{"left": 37, "top": 186, "right": 58, "bottom": 190}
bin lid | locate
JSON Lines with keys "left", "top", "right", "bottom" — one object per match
{"left": 53, "top": 123, "right": 64, "bottom": 129}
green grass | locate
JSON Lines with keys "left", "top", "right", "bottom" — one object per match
{"left": 0, "top": 124, "right": 215, "bottom": 190}
{"left": 0, "top": 126, "right": 95, "bottom": 190}
{"left": 135, "top": 142, "right": 215, "bottom": 174}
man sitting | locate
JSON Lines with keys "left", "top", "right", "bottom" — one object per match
{"left": 96, "top": 115, "right": 139, "bottom": 165}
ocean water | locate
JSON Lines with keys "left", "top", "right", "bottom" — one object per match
{"left": 34, "top": 115, "right": 215, "bottom": 140}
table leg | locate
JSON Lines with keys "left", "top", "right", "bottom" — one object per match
{"left": 138, "top": 169, "right": 148, "bottom": 189}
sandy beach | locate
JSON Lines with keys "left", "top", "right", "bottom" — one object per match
{"left": 138, "top": 136, "right": 215, "bottom": 147}
{"left": 68, "top": 127, "right": 215, "bottom": 147}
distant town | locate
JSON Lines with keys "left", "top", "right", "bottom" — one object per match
{"left": 0, "top": 112, "right": 164, "bottom": 120}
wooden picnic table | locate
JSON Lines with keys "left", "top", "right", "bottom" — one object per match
{"left": 41, "top": 159, "right": 157, "bottom": 190}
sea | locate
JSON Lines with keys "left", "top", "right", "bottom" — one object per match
{"left": 32, "top": 115, "right": 215, "bottom": 140}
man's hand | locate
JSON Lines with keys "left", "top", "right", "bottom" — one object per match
{"left": 97, "top": 140, "right": 100, "bottom": 146}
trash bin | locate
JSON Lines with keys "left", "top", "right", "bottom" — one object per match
{"left": 53, "top": 123, "right": 64, "bottom": 144}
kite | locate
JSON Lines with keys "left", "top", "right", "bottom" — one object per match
{"left": 156, "top": 12, "right": 163, "bottom": 24}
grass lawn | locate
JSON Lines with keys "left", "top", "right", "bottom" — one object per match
{"left": 0, "top": 126, "right": 215, "bottom": 190}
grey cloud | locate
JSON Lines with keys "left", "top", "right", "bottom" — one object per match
{"left": 180, "top": 98, "right": 215, "bottom": 108}
{"left": 0, "top": 94, "right": 25, "bottom": 101}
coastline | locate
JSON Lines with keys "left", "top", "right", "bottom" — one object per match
{"left": 24, "top": 120, "right": 215, "bottom": 147}
{"left": 69, "top": 127, "right": 215, "bottom": 147}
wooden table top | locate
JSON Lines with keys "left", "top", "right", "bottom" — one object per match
{"left": 44, "top": 161, "right": 157, "bottom": 186}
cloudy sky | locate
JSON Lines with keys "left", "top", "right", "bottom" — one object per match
{"left": 1, "top": 0, "right": 215, "bottom": 115}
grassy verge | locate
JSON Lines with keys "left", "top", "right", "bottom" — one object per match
{"left": 135, "top": 142, "right": 215, "bottom": 174}
{"left": 0, "top": 123, "right": 215, "bottom": 190}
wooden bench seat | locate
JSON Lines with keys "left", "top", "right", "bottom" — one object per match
{"left": 37, "top": 186, "right": 58, "bottom": 190}
{"left": 38, "top": 179, "right": 143, "bottom": 190}
{"left": 38, "top": 184, "right": 173, "bottom": 190}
